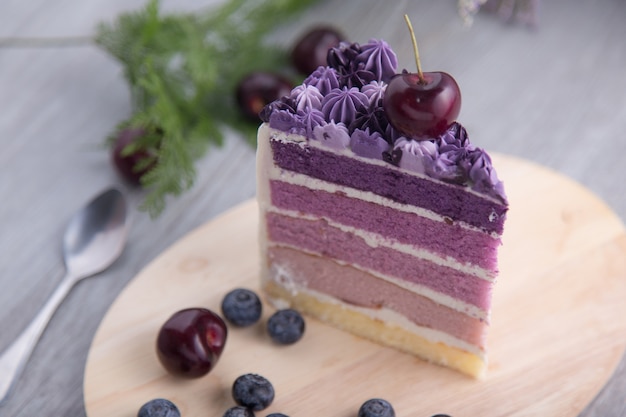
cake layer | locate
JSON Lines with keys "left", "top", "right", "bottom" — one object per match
{"left": 268, "top": 246, "right": 488, "bottom": 348}
{"left": 269, "top": 136, "right": 507, "bottom": 234}
{"left": 269, "top": 179, "right": 500, "bottom": 272}
{"left": 262, "top": 279, "right": 487, "bottom": 378}
{"left": 266, "top": 212, "right": 493, "bottom": 312}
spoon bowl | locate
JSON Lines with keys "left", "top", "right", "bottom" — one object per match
{"left": 63, "top": 188, "right": 127, "bottom": 277}
{"left": 0, "top": 187, "right": 128, "bottom": 404}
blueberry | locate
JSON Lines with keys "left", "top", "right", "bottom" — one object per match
{"left": 223, "top": 406, "right": 256, "bottom": 417}
{"left": 232, "top": 373, "right": 275, "bottom": 411}
{"left": 222, "top": 288, "right": 263, "bottom": 327}
{"left": 266, "top": 414, "right": 289, "bottom": 417}
{"left": 431, "top": 415, "right": 452, "bottom": 417}
{"left": 358, "top": 398, "right": 395, "bottom": 417}
{"left": 137, "top": 398, "right": 181, "bottom": 417}
{"left": 267, "top": 309, "right": 305, "bottom": 344}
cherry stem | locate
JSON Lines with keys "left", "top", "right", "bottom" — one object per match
{"left": 404, "top": 14, "right": 425, "bottom": 84}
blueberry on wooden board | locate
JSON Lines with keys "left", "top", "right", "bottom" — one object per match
{"left": 358, "top": 398, "right": 395, "bottom": 417}
{"left": 223, "top": 406, "right": 256, "bottom": 417}
{"left": 267, "top": 309, "right": 305, "bottom": 345}
{"left": 137, "top": 398, "right": 181, "bottom": 417}
{"left": 221, "top": 288, "right": 263, "bottom": 327}
{"left": 232, "top": 373, "right": 275, "bottom": 411}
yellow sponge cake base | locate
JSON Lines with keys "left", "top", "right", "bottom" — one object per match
{"left": 263, "top": 280, "right": 486, "bottom": 378}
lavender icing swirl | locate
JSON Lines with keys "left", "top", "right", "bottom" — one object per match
{"left": 393, "top": 137, "right": 438, "bottom": 174}
{"left": 354, "top": 39, "right": 398, "bottom": 83}
{"left": 321, "top": 87, "right": 369, "bottom": 126}
{"left": 327, "top": 41, "right": 361, "bottom": 76}
{"left": 313, "top": 121, "right": 351, "bottom": 150}
{"left": 350, "top": 128, "right": 390, "bottom": 160}
{"left": 303, "top": 66, "right": 341, "bottom": 95}
{"left": 297, "top": 109, "right": 326, "bottom": 137}
{"left": 268, "top": 109, "right": 325, "bottom": 138}
{"left": 326, "top": 41, "right": 361, "bottom": 72}
{"left": 327, "top": 41, "right": 376, "bottom": 88}
{"left": 439, "top": 122, "right": 470, "bottom": 152}
{"left": 290, "top": 85, "right": 323, "bottom": 112}
{"left": 268, "top": 109, "right": 301, "bottom": 134}
{"left": 464, "top": 148, "right": 507, "bottom": 200}
{"left": 361, "top": 81, "right": 387, "bottom": 107}
{"left": 431, "top": 125, "right": 477, "bottom": 184}
{"left": 349, "top": 106, "right": 388, "bottom": 136}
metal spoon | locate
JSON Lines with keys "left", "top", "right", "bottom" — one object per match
{"left": 0, "top": 187, "right": 128, "bottom": 404}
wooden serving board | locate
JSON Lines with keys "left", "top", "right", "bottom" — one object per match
{"left": 84, "top": 155, "right": 626, "bottom": 417}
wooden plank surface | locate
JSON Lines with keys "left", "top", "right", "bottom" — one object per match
{"left": 1, "top": 1, "right": 625, "bottom": 416}
{"left": 83, "top": 154, "right": 626, "bottom": 417}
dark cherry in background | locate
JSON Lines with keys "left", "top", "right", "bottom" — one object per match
{"left": 291, "top": 26, "right": 345, "bottom": 75}
{"left": 236, "top": 72, "right": 293, "bottom": 121}
{"left": 111, "top": 128, "right": 157, "bottom": 185}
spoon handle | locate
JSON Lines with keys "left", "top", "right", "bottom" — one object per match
{"left": 0, "top": 271, "right": 76, "bottom": 404}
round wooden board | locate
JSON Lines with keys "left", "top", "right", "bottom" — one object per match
{"left": 84, "top": 155, "right": 626, "bottom": 417}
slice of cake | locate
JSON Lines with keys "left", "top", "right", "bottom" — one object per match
{"left": 256, "top": 38, "right": 508, "bottom": 377}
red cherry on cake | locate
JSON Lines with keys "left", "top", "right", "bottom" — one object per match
{"left": 383, "top": 15, "right": 461, "bottom": 140}
{"left": 383, "top": 71, "right": 461, "bottom": 139}
{"left": 156, "top": 308, "right": 227, "bottom": 378}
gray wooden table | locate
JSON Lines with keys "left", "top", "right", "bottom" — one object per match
{"left": 1, "top": 0, "right": 624, "bottom": 416}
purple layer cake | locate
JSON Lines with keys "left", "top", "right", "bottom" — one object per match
{"left": 256, "top": 39, "right": 508, "bottom": 377}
